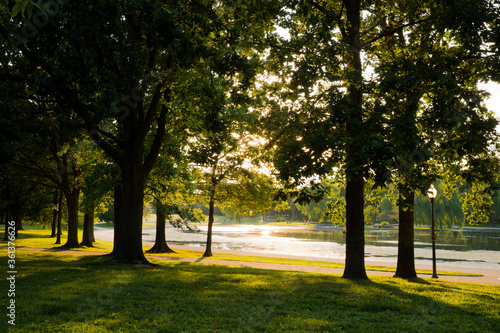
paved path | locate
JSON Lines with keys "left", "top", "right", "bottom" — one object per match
{"left": 15, "top": 244, "right": 500, "bottom": 285}
{"left": 44, "top": 227, "right": 493, "bottom": 286}
{"left": 157, "top": 245, "right": 500, "bottom": 285}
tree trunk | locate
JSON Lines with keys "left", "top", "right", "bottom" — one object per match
{"left": 81, "top": 208, "right": 95, "bottom": 247}
{"left": 109, "top": 160, "right": 149, "bottom": 264}
{"left": 50, "top": 191, "right": 57, "bottom": 237}
{"left": 394, "top": 190, "right": 417, "bottom": 278}
{"left": 343, "top": 177, "right": 368, "bottom": 279}
{"left": 62, "top": 188, "right": 80, "bottom": 248}
{"left": 342, "top": 0, "right": 368, "bottom": 279}
{"left": 203, "top": 195, "right": 215, "bottom": 257}
{"left": 11, "top": 202, "right": 20, "bottom": 237}
{"left": 56, "top": 192, "right": 63, "bottom": 245}
{"left": 16, "top": 210, "right": 24, "bottom": 231}
{"left": 3, "top": 204, "right": 11, "bottom": 241}
{"left": 147, "top": 204, "right": 175, "bottom": 253}
{"left": 15, "top": 208, "right": 24, "bottom": 231}
{"left": 88, "top": 72, "right": 169, "bottom": 264}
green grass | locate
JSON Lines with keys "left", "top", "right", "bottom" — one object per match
{"left": 10, "top": 228, "right": 114, "bottom": 253}
{"left": 11, "top": 228, "right": 482, "bottom": 277}
{"left": 2, "top": 251, "right": 499, "bottom": 332}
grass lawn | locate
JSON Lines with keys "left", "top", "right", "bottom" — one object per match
{"left": 2, "top": 250, "right": 499, "bottom": 332}
{"left": 11, "top": 228, "right": 482, "bottom": 277}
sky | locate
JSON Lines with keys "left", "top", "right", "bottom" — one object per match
{"left": 479, "top": 81, "right": 500, "bottom": 120}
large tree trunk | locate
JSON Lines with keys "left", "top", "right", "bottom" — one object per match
{"left": 394, "top": 190, "right": 417, "bottom": 278}
{"left": 109, "top": 157, "right": 149, "bottom": 264}
{"left": 113, "top": 185, "right": 122, "bottom": 227}
{"left": 89, "top": 72, "right": 169, "bottom": 265}
{"left": 342, "top": 0, "right": 368, "bottom": 279}
{"left": 81, "top": 208, "right": 95, "bottom": 247}
{"left": 147, "top": 204, "right": 175, "bottom": 253}
{"left": 343, "top": 177, "right": 368, "bottom": 279}
{"left": 203, "top": 194, "right": 215, "bottom": 257}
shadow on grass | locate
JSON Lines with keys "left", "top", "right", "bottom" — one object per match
{"left": 9, "top": 252, "right": 500, "bottom": 333}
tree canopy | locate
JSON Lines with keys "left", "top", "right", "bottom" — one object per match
{"left": 1, "top": 0, "right": 499, "bottom": 278}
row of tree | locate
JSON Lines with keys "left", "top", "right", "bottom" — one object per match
{"left": 1, "top": 0, "right": 500, "bottom": 279}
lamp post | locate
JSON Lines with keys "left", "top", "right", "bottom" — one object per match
{"left": 427, "top": 185, "right": 438, "bottom": 279}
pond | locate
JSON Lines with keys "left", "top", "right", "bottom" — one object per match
{"left": 275, "top": 228, "right": 500, "bottom": 252}
{"left": 143, "top": 224, "right": 500, "bottom": 270}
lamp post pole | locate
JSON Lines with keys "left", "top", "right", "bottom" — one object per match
{"left": 427, "top": 184, "right": 438, "bottom": 279}
{"left": 430, "top": 196, "right": 438, "bottom": 279}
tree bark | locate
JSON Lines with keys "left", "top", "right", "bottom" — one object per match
{"left": 11, "top": 201, "right": 21, "bottom": 237}
{"left": 62, "top": 188, "right": 80, "bottom": 248}
{"left": 81, "top": 208, "right": 95, "bottom": 247}
{"left": 16, "top": 209, "right": 24, "bottom": 231}
{"left": 55, "top": 192, "right": 63, "bottom": 245}
{"left": 147, "top": 204, "right": 176, "bottom": 253}
{"left": 203, "top": 194, "right": 215, "bottom": 257}
{"left": 113, "top": 185, "right": 122, "bottom": 227}
{"left": 342, "top": 0, "right": 368, "bottom": 279}
{"left": 2, "top": 204, "right": 11, "bottom": 241}
{"left": 343, "top": 177, "right": 368, "bottom": 279}
{"left": 394, "top": 190, "right": 417, "bottom": 278}
{"left": 50, "top": 191, "right": 57, "bottom": 237}
{"left": 109, "top": 156, "right": 149, "bottom": 264}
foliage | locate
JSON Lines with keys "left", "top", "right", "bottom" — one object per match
{"left": 364, "top": 205, "right": 381, "bottom": 224}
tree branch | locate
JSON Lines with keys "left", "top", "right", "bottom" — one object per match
{"left": 363, "top": 18, "right": 432, "bottom": 47}
{"left": 141, "top": 80, "right": 165, "bottom": 141}
{"left": 142, "top": 88, "right": 171, "bottom": 176}
{"left": 87, "top": 127, "right": 124, "bottom": 167}
{"left": 306, "top": 0, "right": 328, "bottom": 13}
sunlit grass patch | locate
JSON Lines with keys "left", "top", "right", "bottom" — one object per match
{"left": 4, "top": 252, "right": 499, "bottom": 333}
{"left": 10, "top": 228, "right": 114, "bottom": 253}
{"left": 148, "top": 249, "right": 482, "bottom": 277}
{"left": 6, "top": 227, "right": 483, "bottom": 277}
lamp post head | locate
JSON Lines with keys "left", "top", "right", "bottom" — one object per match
{"left": 427, "top": 184, "right": 437, "bottom": 199}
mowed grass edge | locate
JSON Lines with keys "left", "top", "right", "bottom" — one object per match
{"left": 1, "top": 251, "right": 499, "bottom": 332}
{"left": 7, "top": 228, "right": 483, "bottom": 277}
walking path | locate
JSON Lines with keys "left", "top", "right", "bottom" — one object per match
{"left": 65, "top": 227, "right": 496, "bottom": 285}
{"left": 16, "top": 243, "right": 500, "bottom": 285}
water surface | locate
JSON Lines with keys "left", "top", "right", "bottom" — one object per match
{"left": 143, "top": 224, "right": 500, "bottom": 270}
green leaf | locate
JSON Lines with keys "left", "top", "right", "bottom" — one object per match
{"left": 11, "top": 2, "right": 22, "bottom": 18}
{"left": 26, "top": 1, "right": 32, "bottom": 19}
{"left": 20, "top": 0, "right": 27, "bottom": 17}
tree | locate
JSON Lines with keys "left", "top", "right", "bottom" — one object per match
{"left": 367, "top": 0, "right": 500, "bottom": 278}
{"left": 79, "top": 144, "right": 115, "bottom": 247}
{"left": 266, "top": 0, "right": 500, "bottom": 279}
{"left": 266, "top": 0, "right": 391, "bottom": 279}
{"left": 189, "top": 105, "right": 264, "bottom": 257}
{"left": 148, "top": 200, "right": 176, "bottom": 254}
{"left": 145, "top": 139, "right": 203, "bottom": 254}
{"left": 183, "top": 59, "right": 267, "bottom": 256}
{"left": 364, "top": 205, "right": 380, "bottom": 225}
